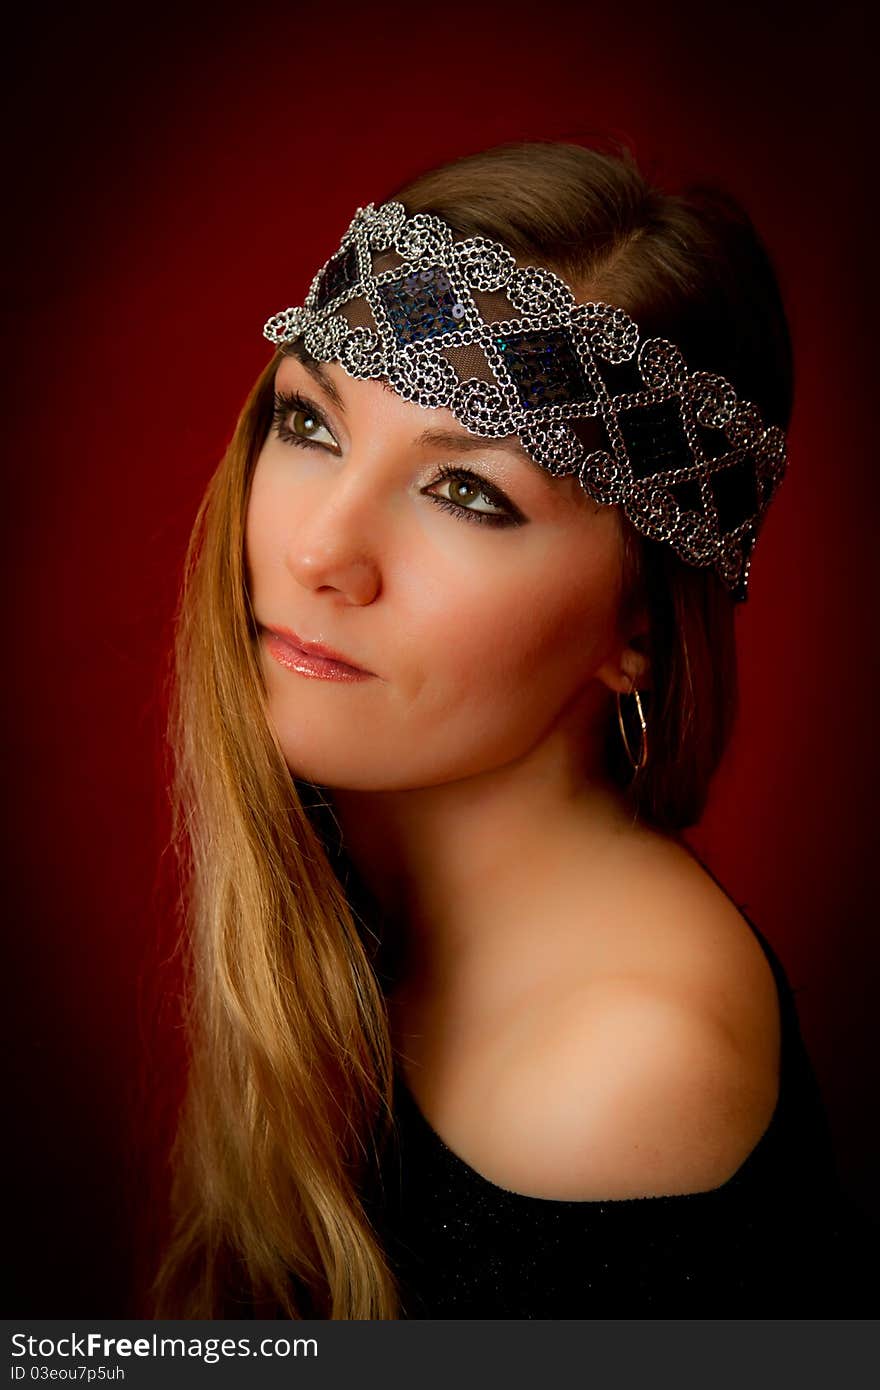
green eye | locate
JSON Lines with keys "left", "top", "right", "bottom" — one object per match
{"left": 425, "top": 465, "right": 520, "bottom": 528}
{"left": 272, "top": 391, "right": 338, "bottom": 450}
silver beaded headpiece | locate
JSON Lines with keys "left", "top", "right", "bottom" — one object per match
{"left": 263, "top": 199, "right": 788, "bottom": 600}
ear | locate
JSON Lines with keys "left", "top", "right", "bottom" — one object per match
{"left": 595, "top": 607, "right": 652, "bottom": 696}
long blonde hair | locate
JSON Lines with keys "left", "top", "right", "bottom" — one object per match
{"left": 146, "top": 139, "right": 793, "bottom": 1318}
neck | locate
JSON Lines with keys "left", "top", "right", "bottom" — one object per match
{"left": 325, "top": 723, "right": 638, "bottom": 996}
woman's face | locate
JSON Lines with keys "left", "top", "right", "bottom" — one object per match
{"left": 244, "top": 346, "right": 630, "bottom": 791}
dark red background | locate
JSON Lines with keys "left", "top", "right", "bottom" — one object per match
{"left": 4, "top": 0, "right": 876, "bottom": 1316}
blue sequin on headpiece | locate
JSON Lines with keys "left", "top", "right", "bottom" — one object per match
{"left": 378, "top": 268, "right": 465, "bottom": 346}
{"left": 262, "top": 199, "right": 788, "bottom": 600}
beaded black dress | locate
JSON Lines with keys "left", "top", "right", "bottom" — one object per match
{"left": 368, "top": 915, "right": 877, "bottom": 1318}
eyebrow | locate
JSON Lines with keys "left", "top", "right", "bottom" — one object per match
{"left": 281, "top": 338, "right": 544, "bottom": 470}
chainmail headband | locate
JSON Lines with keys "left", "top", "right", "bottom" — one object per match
{"left": 263, "top": 199, "right": 788, "bottom": 601}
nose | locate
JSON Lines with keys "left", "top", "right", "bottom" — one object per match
{"left": 285, "top": 462, "right": 385, "bottom": 605}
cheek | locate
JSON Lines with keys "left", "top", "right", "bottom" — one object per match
{"left": 405, "top": 533, "right": 622, "bottom": 742}
{"left": 244, "top": 463, "right": 283, "bottom": 594}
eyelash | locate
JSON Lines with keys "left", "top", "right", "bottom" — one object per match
{"left": 270, "top": 389, "right": 521, "bottom": 529}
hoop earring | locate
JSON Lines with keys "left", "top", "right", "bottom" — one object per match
{"left": 616, "top": 683, "right": 648, "bottom": 773}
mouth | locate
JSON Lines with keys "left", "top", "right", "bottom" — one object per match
{"left": 262, "top": 625, "right": 375, "bottom": 681}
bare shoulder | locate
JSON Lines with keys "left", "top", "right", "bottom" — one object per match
{"left": 492, "top": 972, "right": 781, "bottom": 1201}
{"left": 480, "top": 830, "right": 783, "bottom": 1201}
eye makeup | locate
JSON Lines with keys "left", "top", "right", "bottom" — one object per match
{"left": 271, "top": 388, "right": 526, "bottom": 529}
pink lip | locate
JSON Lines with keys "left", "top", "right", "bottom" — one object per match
{"left": 263, "top": 625, "right": 375, "bottom": 681}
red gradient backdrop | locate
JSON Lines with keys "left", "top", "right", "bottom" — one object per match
{"left": 4, "top": 1, "right": 876, "bottom": 1316}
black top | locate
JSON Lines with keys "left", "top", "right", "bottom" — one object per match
{"left": 370, "top": 915, "right": 877, "bottom": 1317}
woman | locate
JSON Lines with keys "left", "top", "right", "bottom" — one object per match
{"left": 149, "top": 140, "right": 871, "bottom": 1318}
